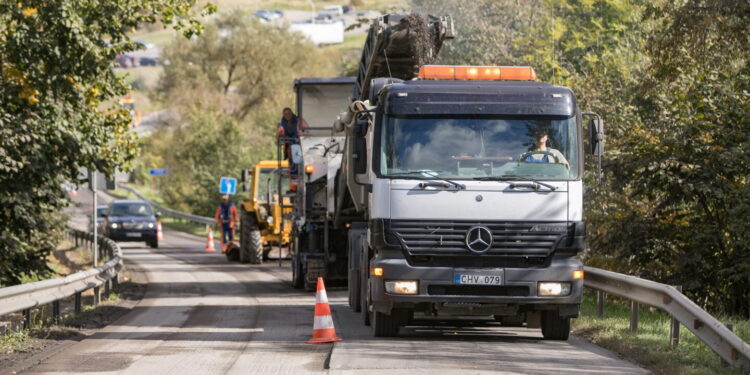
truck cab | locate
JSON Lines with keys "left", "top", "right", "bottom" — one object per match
{"left": 345, "top": 65, "right": 603, "bottom": 339}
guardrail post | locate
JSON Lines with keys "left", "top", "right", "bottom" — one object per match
{"left": 93, "top": 286, "right": 101, "bottom": 305}
{"left": 596, "top": 290, "right": 605, "bottom": 318}
{"left": 670, "top": 285, "right": 682, "bottom": 347}
{"left": 23, "top": 309, "right": 31, "bottom": 329}
{"left": 74, "top": 292, "right": 82, "bottom": 313}
{"left": 52, "top": 301, "right": 60, "bottom": 324}
{"left": 721, "top": 324, "right": 734, "bottom": 367}
{"left": 629, "top": 301, "right": 639, "bottom": 332}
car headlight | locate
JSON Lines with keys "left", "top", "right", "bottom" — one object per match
{"left": 385, "top": 281, "right": 418, "bottom": 295}
{"left": 147, "top": 222, "right": 155, "bottom": 229}
{"left": 110, "top": 223, "right": 118, "bottom": 229}
{"left": 538, "top": 282, "right": 571, "bottom": 296}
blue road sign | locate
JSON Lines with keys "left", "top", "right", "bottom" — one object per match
{"left": 149, "top": 168, "right": 168, "bottom": 176}
{"left": 219, "top": 177, "right": 237, "bottom": 195}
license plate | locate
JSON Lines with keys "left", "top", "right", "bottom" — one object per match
{"left": 125, "top": 232, "right": 141, "bottom": 238}
{"left": 455, "top": 273, "right": 503, "bottom": 285}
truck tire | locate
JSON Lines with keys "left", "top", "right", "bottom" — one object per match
{"left": 360, "top": 264, "right": 370, "bottom": 325}
{"left": 541, "top": 311, "right": 571, "bottom": 340}
{"left": 291, "top": 254, "right": 304, "bottom": 289}
{"left": 240, "top": 211, "right": 262, "bottom": 264}
{"left": 348, "top": 267, "right": 361, "bottom": 312}
{"left": 371, "top": 308, "right": 406, "bottom": 337}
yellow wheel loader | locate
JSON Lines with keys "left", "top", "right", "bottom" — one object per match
{"left": 226, "top": 160, "right": 292, "bottom": 264}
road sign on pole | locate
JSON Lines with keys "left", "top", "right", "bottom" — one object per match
{"left": 219, "top": 177, "right": 237, "bottom": 195}
{"left": 149, "top": 169, "right": 168, "bottom": 176}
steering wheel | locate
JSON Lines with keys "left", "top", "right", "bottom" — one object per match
{"left": 519, "top": 150, "right": 560, "bottom": 163}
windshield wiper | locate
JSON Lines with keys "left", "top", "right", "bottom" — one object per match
{"left": 472, "top": 175, "right": 558, "bottom": 191}
{"left": 389, "top": 171, "right": 466, "bottom": 190}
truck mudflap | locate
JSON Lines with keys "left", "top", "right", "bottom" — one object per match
{"left": 368, "top": 256, "right": 583, "bottom": 316}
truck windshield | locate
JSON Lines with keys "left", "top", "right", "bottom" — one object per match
{"left": 380, "top": 115, "right": 579, "bottom": 180}
{"left": 256, "top": 168, "right": 290, "bottom": 202}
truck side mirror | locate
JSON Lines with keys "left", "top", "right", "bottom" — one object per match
{"left": 352, "top": 114, "right": 369, "bottom": 174}
{"left": 241, "top": 169, "right": 251, "bottom": 193}
{"left": 589, "top": 117, "right": 605, "bottom": 156}
{"left": 583, "top": 112, "right": 604, "bottom": 190}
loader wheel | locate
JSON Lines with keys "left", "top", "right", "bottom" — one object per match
{"left": 240, "top": 211, "right": 263, "bottom": 264}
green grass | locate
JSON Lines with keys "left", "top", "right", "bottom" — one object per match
{"left": 573, "top": 292, "right": 750, "bottom": 374}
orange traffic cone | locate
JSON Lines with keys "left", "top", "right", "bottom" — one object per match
{"left": 156, "top": 221, "right": 164, "bottom": 241}
{"left": 308, "top": 277, "right": 342, "bottom": 344}
{"left": 204, "top": 226, "right": 216, "bottom": 252}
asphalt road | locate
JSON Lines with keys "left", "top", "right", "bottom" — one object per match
{"left": 31, "top": 191, "right": 649, "bottom": 374}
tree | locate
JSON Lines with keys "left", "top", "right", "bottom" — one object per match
{"left": 0, "top": 1, "right": 213, "bottom": 285}
{"left": 157, "top": 11, "right": 332, "bottom": 122}
{"left": 147, "top": 110, "right": 252, "bottom": 216}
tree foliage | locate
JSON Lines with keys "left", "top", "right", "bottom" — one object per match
{"left": 411, "top": 0, "right": 750, "bottom": 316}
{"left": 140, "top": 11, "right": 337, "bottom": 216}
{"left": 144, "top": 110, "right": 251, "bottom": 216}
{"left": 157, "top": 11, "right": 331, "bottom": 121}
{"left": 0, "top": 0, "right": 212, "bottom": 285}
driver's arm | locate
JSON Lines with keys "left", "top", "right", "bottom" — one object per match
{"left": 550, "top": 149, "right": 570, "bottom": 168}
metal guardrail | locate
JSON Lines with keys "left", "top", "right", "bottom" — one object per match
{"left": 0, "top": 228, "right": 122, "bottom": 326}
{"left": 117, "top": 184, "right": 214, "bottom": 225}
{"left": 584, "top": 266, "right": 750, "bottom": 369}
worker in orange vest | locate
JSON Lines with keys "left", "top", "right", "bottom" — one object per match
{"left": 215, "top": 195, "right": 239, "bottom": 245}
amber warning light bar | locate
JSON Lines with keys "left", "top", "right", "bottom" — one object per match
{"left": 418, "top": 65, "right": 537, "bottom": 81}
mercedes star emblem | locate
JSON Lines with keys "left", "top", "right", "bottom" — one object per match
{"left": 465, "top": 226, "right": 493, "bottom": 253}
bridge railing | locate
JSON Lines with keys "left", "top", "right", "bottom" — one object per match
{"left": 584, "top": 266, "right": 749, "bottom": 369}
{"left": 0, "top": 228, "right": 122, "bottom": 328}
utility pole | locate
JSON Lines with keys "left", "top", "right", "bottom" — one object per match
{"left": 91, "top": 171, "right": 98, "bottom": 268}
{"left": 91, "top": 171, "right": 100, "bottom": 304}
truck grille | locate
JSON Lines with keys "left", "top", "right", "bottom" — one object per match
{"left": 428, "top": 285, "right": 529, "bottom": 297}
{"left": 388, "top": 220, "right": 568, "bottom": 258}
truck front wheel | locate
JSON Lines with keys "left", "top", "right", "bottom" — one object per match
{"left": 541, "top": 311, "right": 571, "bottom": 340}
{"left": 371, "top": 308, "right": 407, "bottom": 337}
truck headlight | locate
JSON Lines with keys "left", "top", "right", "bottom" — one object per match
{"left": 538, "top": 282, "right": 571, "bottom": 296}
{"left": 110, "top": 223, "right": 118, "bottom": 229}
{"left": 385, "top": 281, "right": 418, "bottom": 295}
